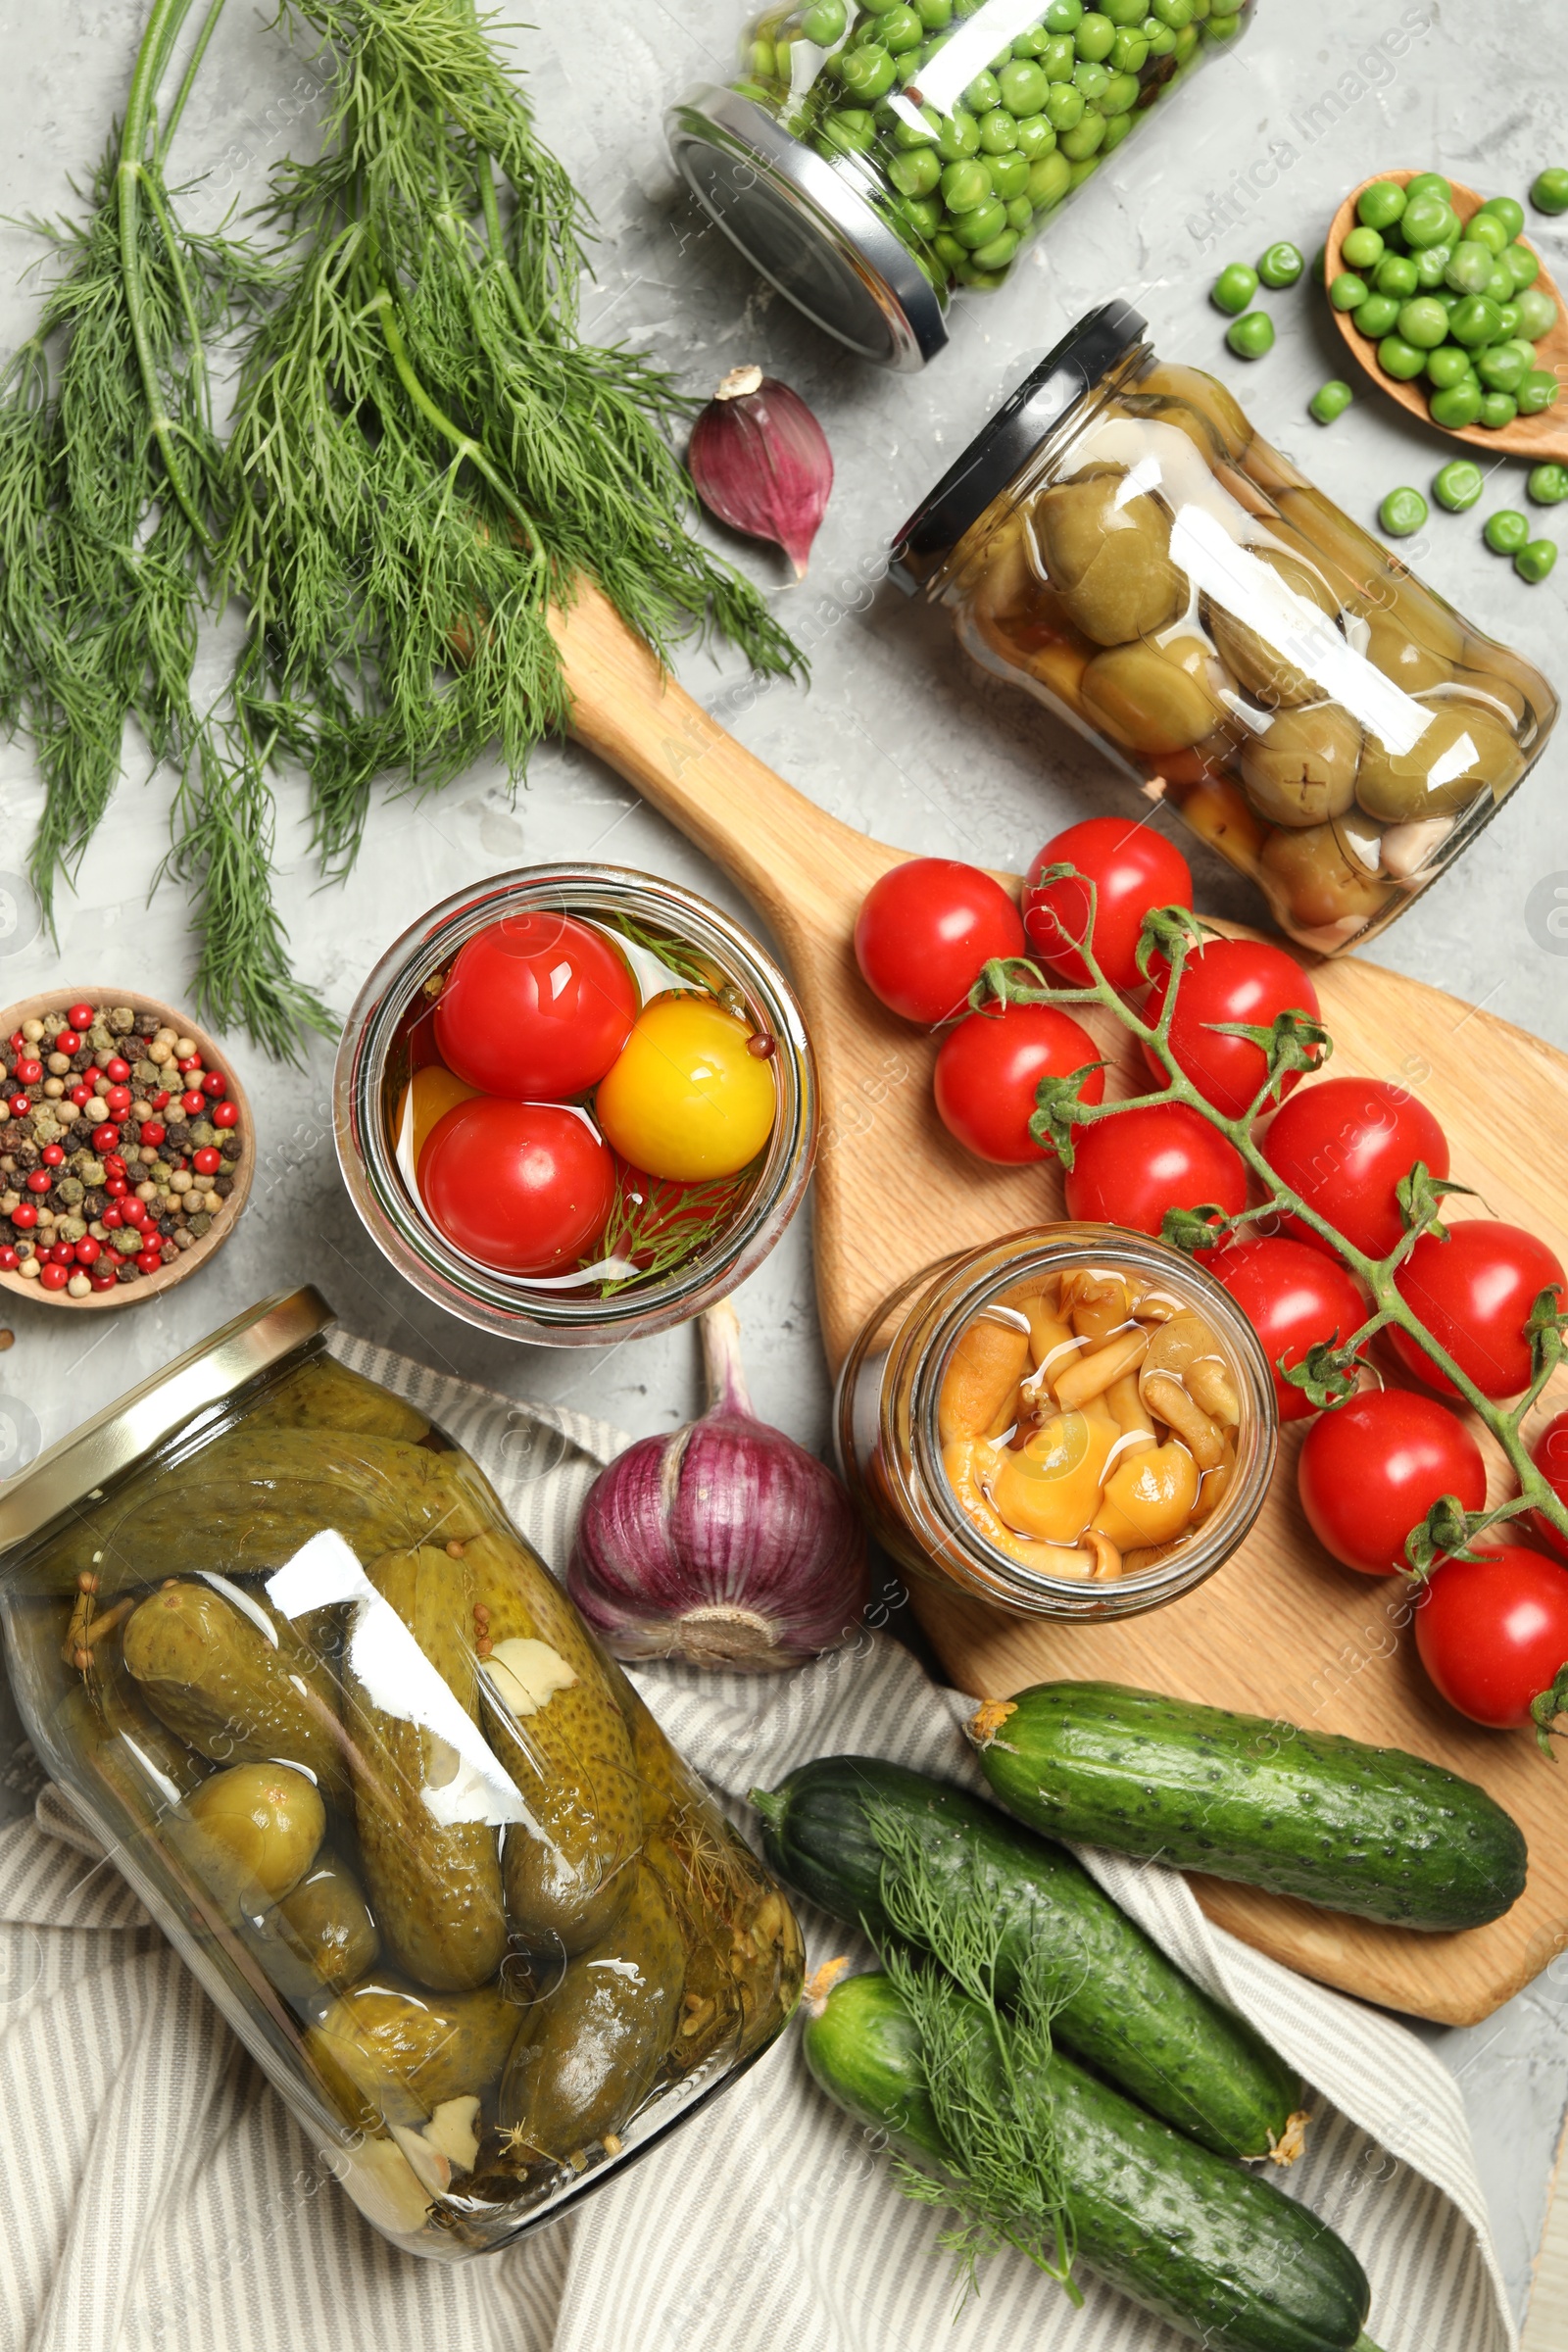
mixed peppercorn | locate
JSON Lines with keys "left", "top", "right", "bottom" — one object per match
{"left": 0, "top": 1001, "right": 243, "bottom": 1298}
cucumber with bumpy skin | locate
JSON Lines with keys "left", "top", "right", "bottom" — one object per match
{"left": 804, "top": 1970, "right": 1379, "bottom": 2352}
{"left": 969, "top": 1681, "right": 1527, "bottom": 1931}
{"left": 752, "top": 1754, "right": 1302, "bottom": 2161}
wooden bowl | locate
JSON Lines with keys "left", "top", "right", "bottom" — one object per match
{"left": 1325, "top": 170, "right": 1568, "bottom": 461}
{"left": 0, "top": 990, "right": 254, "bottom": 1313}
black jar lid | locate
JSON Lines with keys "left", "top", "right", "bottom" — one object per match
{"left": 890, "top": 300, "right": 1150, "bottom": 592}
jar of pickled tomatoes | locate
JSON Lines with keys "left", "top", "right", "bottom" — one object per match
{"left": 891, "top": 303, "right": 1558, "bottom": 953}
{"left": 835, "top": 1224, "right": 1277, "bottom": 1617}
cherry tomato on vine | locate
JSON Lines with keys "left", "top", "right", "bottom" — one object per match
{"left": 854, "top": 858, "right": 1025, "bottom": 1026}
{"left": 933, "top": 1003, "right": 1104, "bottom": 1164}
{"left": 1144, "top": 939, "right": 1321, "bottom": 1118}
{"left": 1022, "top": 818, "right": 1193, "bottom": 992}
{"left": 1207, "top": 1237, "right": 1367, "bottom": 1421}
{"left": 1390, "top": 1220, "right": 1566, "bottom": 1400}
{"left": 435, "top": 912, "right": 639, "bottom": 1100}
{"left": 1298, "top": 1388, "right": 1487, "bottom": 1574}
{"left": 1523, "top": 1410, "right": 1568, "bottom": 1564}
{"left": 1415, "top": 1544, "right": 1568, "bottom": 1729}
{"left": 1062, "top": 1102, "right": 1246, "bottom": 1236}
{"left": 1260, "top": 1076, "right": 1449, "bottom": 1259}
{"left": 418, "top": 1097, "right": 616, "bottom": 1275}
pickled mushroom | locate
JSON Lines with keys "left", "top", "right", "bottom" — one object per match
{"left": 1240, "top": 702, "right": 1362, "bottom": 828}
{"left": 1032, "top": 465, "right": 1186, "bottom": 648}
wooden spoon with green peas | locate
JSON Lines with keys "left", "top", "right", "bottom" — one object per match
{"left": 1324, "top": 169, "right": 1568, "bottom": 462}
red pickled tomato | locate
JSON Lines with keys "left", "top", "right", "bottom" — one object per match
{"left": 1390, "top": 1220, "right": 1566, "bottom": 1401}
{"left": 67, "top": 1003, "right": 94, "bottom": 1031}
{"left": 1144, "top": 939, "right": 1321, "bottom": 1118}
{"left": 212, "top": 1101, "right": 239, "bottom": 1129}
{"left": 435, "top": 913, "right": 638, "bottom": 1100}
{"left": 1207, "top": 1238, "right": 1367, "bottom": 1420}
{"left": 1062, "top": 1102, "right": 1246, "bottom": 1236}
{"left": 933, "top": 1003, "right": 1103, "bottom": 1164}
{"left": 854, "top": 859, "right": 1026, "bottom": 1027}
{"left": 1261, "top": 1077, "right": 1449, "bottom": 1260}
{"left": 1023, "top": 818, "right": 1194, "bottom": 992}
{"left": 1525, "top": 1410, "right": 1568, "bottom": 1563}
{"left": 1415, "top": 1544, "right": 1568, "bottom": 1729}
{"left": 1298, "top": 1389, "right": 1488, "bottom": 1576}
{"left": 417, "top": 1097, "right": 617, "bottom": 1276}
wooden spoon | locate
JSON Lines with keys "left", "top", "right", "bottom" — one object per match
{"left": 1324, "top": 170, "right": 1568, "bottom": 461}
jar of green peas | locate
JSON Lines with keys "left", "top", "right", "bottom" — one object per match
{"left": 666, "top": 0, "right": 1252, "bottom": 368}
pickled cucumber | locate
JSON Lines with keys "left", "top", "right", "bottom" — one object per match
{"left": 305, "top": 1970, "right": 524, "bottom": 2131}
{"left": 172, "top": 1762, "right": 325, "bottom": 1917}
{"left": 496, "top": 1863, "right": 685, "bottom": 2163}
{"left": 345, "top": 1544, "right": 509, "bottom": 1992}
{"left": 122, "top": 1579, "right": 349, "bottom": 1804}
{"left": 262, "top": 1848, "right": 379, "bottom": 1993}
{"left": 244, "top": 1353, "right": 431, "bottom": 1444}
{"left": 466, "top": 1530, "right": 643, "bottom": 1957}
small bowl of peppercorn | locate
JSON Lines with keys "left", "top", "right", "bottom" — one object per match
{"left": 0, "top": 991, "right": 252, "bottom": 1308}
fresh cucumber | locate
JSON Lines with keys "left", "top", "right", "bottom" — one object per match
{"left": 804, "top": 1971, "right": 1377, "bottom": 2352}
{"left": 969, "top": 1681, "right": 1527, "bottom": 1932}
{"left": 752, "top": 1755, "right": 1300, "bottom": 2161}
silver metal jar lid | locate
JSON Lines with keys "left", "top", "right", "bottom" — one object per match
{"left": 665, "top": 84, "right": 949, "bottom": 371}
{"left": 0, "top": 1287, "right": 335, "bottom": 1556}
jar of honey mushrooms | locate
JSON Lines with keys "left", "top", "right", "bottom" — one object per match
{"left": 892, "top": 302, "right": 1557, "bottom": 955}
{"left": 835, "top": 1225, "right": 1277, "bottom": 1617}
{"left": 0, "top": 1292, "right": 803, "bottom": 2258}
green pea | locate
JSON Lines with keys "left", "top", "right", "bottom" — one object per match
{"left": 986, "top": 149, "right": 1031, "bottom": 197}
{"left": 1059, "top": 110, "right": 1107, "bottom": 159}
{"left": 1027, "top": 149, "right": 1072, "bottom": 205}
{"left": 952, "top": 195, "right": 1007, "bottom": 247}
{"left": 1353, "top": 294, "right": 1400, "bottom": 339}
{"left": 1532, "top": 168, "right": 1568, "bottom": 216}
{"left": 1479, "top": 392, "right": 1518, "bottom": 430}
{"left": 1072, "top": 57, "right": 1110, "bottom": 95}
{"left": 1505, "top": 246, "right": 1541, "bottom": 295}
{"left": 879, "top": 4, "right": 924, "bottom": 48}
{"left": 1226, "top": 310, "right": 1275, "bottom": 359}
{"left": 1485, "top": 509, "right": 1530, "bottom": 553}
{"left": 940, "top": 156, "right": 992, "bottom": 209}
{"left": 1516, "top": 537, "right": 1558, "bottom": 582}
{"left": 1041, "top": 31, "right": 1076, "bottom": 75}
{"left": 1481, "top": 262, "right": 1514, "bottom": 307}
{"left": 1400, "top": 193, "right": 1452, "bottom": 249}
{"left": 1504, "top": 337, "right": 1539, "bottom": 372}
{"left": 1151, "top": 0, "right": 1193, "bottom": 21}
{"left": 1479, "top": 195, "right": 1525, "bottom": 242}
{"left": 998, "top": 57, "right": 1049, "bottom": 112}
{"left": 977, "top": 106, "right": 1019, "bottom": 151}
{"left": 1311, "top": 243, "right": 1326, "bottom": 287}
{"left": 1211, "top": 262, "right": 1258, "bottom": 314}
{"left": 1494, "top": 302, "right": 1522, "bottom": 339}
{"left": 890, "top": 145, "right": 942, "bottom": 194}
{"left": 818, "top": 107, "right": 877, "bottom": 152}
{"left": 1405, "top": 172, "right": 1453, "bottom": 204}
{"left": 1476, "top": 343, "right": 1528, "bottom": 393}
{"left": 1067, "top": 151, "right": 1102, "bottom": 185}
{"left": 935, "top": 107, "right": 982, "bottom": 158}
{"left": 1396, "top": 297, "right": 1449, "bottom": 351}
{"left": 1044, "top": 80, "right": 1085, "bottom": 127}
{"left": 1528, "top": 463, "right": 1568, "bottom": 506}
{"left": 839, "top": 40, "right": 897, "bottom": 94}
{"left": 1467, "top": 211, "right": 1511, "bottom": 262}
{"left": 1378, "top": 335, "right": 1428, "bottom": 381}
{"left": 1256, "top": 241, "right": 1303, "bottom": 288}
{"left": 1074, "top": 10, "right": 1116, "bottom": 57}
{"left": 1518, "top": 369, "right": 1561, "bottom": 416}
{"left": 1342, "top": 224, "right": 1385, "bottom": 270}
{"left": 899, "top": 192, "right": 945, "bottom": 237}
{"left": 1443, "top": 240, "right": 1495, "bottom": 297}
{"left": 1108, "top": 25, "right": 1148, "bottom": 69}
{"left": 801, "top": 0, "right": 848, "bottom": 40}
{"left": 932, "top": 228, "right": 967, "bottom": 267}
{"left": 1102, "top": 111, "right": 1135, "bottom": 150}
{"left": 963, "top": 67, "right": 1002, "bottom": 109}
{"left": 892, "top": 101, "right": 940, "bottom": 147}
{"left": 1433, "top": 459, "right": 1485, "bottom": 511}
{"left": 1011, "top": 20, "right": 1051, "bottom": 50}
{"left": 1513, "top": 285, "right": 1556, "bottom": 341}
{"left": 1425, "top": 343, "right": 1475, "bottom": 389}
{"left": 970, "top": 227, "right": 1022, "bottom": 268}
{"left": 1412, "top": 244, "right": 1452, "bottom": 288}
{"left": 1448, "top": 294, "right": 1504, "bottom": 348}
{"left": 1379, "top": 486, "right": 1427, "bottom": 537}
{"left": 1012, "top": 113, "right": 1057, "bottom": 159}
{"left": 1143, "top": 17, "right": 1178, "bottom": 55}
{"left": 1102, "top": 0, "right": 1146, "bottom": 22}
{"left": 1329, "top": 270, "right": 1367, "bottom": 312}
{"left": 1373, "top": 253, "right": 1418, "bottom": 299}
{"left": 1357, "top": 179, "right": 1406, "bottom": 231}
{"left": 1308, "top": 378, "right": 1353, "bottom": 423}
{"left": 1430, "top": 379, "right": 1485, "bottom": 429}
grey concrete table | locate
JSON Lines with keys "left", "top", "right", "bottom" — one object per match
{"left": 1, "top": 0, "right": 1566, "bottom": 2332}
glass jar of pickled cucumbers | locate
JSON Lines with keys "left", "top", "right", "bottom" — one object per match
{"left": 0, "top": 1292, "right": 802, "bottom": 2257}
{"left": 834, "top": 1223, "right": 1276, "bottom": 1618}
{"left": 667, "top": 0, "right": 1251, "bottom": 368}
{"left": 892, "top": 302, "right": 1559, "bottom": 951}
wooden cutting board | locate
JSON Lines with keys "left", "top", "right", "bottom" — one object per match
{"left": 554, "top": 581, "right": 1568, "bottom": 2026}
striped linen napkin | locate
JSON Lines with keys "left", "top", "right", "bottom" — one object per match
{"left": 0, "top": 1332, "right": 1514, "bottom": 2352}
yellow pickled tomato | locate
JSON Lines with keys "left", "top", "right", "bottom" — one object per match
{"left": 986, "top": 1408, "right": 1118, "bottom": 1544}
{"left": 594, "top": 992, "right": 777, "bottom": 1182}
{"left": 398, "top": 1062, "right": 479, "bottom": 1163}
{"left": 1093, "top": 1440, "right": 1200, "bottom": 1551}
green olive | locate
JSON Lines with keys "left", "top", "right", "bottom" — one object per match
{"left": 1079, "top": 632, "right": 1224, "bottom": 752}
{"left": 1137, "top": 360, "right": 1253, "bottom": 459}
{"left": 176, "top": 1762, "right": 325, "bottom": 1916}
{"left": 1257, "top": 819, "right": 1390, "bottom": 941}
{"left": 1032, "top": 465, "right": 1185, "bottom": 645}
{"left": 1240, "top": 701, "right": 1362, "bottom": 827}
{"left": 1206, "top": 545, "right": 1342, "bottom": 708}
{"left": 1356, "top": 700, "right": 1524, "bottom": 822}
{"left": 1356, "top": 606, "right": 1453, "bottom": 692}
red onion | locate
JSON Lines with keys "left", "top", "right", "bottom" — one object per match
{"left": 565, "top": 1302, "right": 869, "bottom": 1671}
{"left": 686, "top": 366, "right": 833, "bottom": 581}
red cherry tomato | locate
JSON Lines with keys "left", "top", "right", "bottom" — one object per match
{"left": 1207, "top": 1238, "right": 1366, "bottom": 1421}
{"left": 933, "top": 1004, "right": 1104, "bottom": 1164}
{"left": 1023, "top": 818, "right": 1193, "bottom": 991}
{"left": 1524, "top": 1411, "right": 1568, "bottom": 1564}
{"left": 1062, "top": 1102, "right": 1246, "bottom": 1236}
{"left": 67, "top": 1003, "right": 94, "bottom": 1032}
{"left": 854, "top": 859, "right": 1026, "bottom": 1026}
{"left": 418, "top": 1097, "right": 616, "bottom": 1276}
{"left": 1390, "top": 1220, "right": 1566, "bottom": 1400}
{"left": 1415, "top": 1544, "right": 1568, "bottom": 1728}
{"left": 1144, "top": 939, "right": 1320, "bottom": 1119}
{"left": 434, "top": 913, "right": 639, "bottom": 1099}
{"left": 1298, "top": 1388, "right": 1487, "bottom": 1575}
{"left": 212, "top": 1102, "right": 239, "bottom": 1130}
{"left": 1261, "top": 1076, "right": 1449, "bottom": 1259}
{"left": 38, "top": 1263, "right": 69, "bottom": 1292}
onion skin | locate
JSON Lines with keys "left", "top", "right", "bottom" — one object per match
{"left": 565, "top": 1303, "right": 869, "bottom": 1672}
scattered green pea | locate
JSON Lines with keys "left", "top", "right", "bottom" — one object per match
{"left": 1354, "top": 293, "right": 1401, "bottom": 339}
{"left": 1378, "top": 334, "right": 1428, "bottom": 382}
{"left": 1479, "top": 195, "right": 1525, "bottom": 241}
{"left": 1484, "top": 509, "right": 1530, "bottom": 554}
{"left": 1374, "top": 252, "right": 1419, "bottom": 299}
{"left": 1309, "top": 377, "right": 1353, "bottom": 423}
{"left": 1226, "top": 310, "right": 1275, "bottom": 359}
{"left": 1528, "top": 463, "right": 1568, "bottom": 506}
{"left": 1432, "top": 459, "right": 1485, "bottom": 511}
{"left": 1515, "top": 538, "right": 1558, "bottom": 582}
{"left": 1329, "top": 270, "right": 1368, "bottom": 312}
{"left": 1212, "top": 262, "right": 1259, "bottom": 314}
{"left": 1256, "top": 240, "right": 1304, "bottom": 288}
{"left": 1518, "top": 370, "right": 1561, "bottom": 416}
{"left": 1311, "top": 242, "right": 1327, "bottom": 287}
{"left": 1479, "top": 391, "right": 1519, "bottom": 429}
{"left": 1379, "top": 486, "right": 1428, "bottom": 537}
{"left": 1342, "top": 224, "right": 1385, "bottom": 270}
{"left": 1357, "top": 179, "right": 1406, "bottom": 230}
{"left": 1531, "top": 168, "right": 1568, "bottom": 216}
